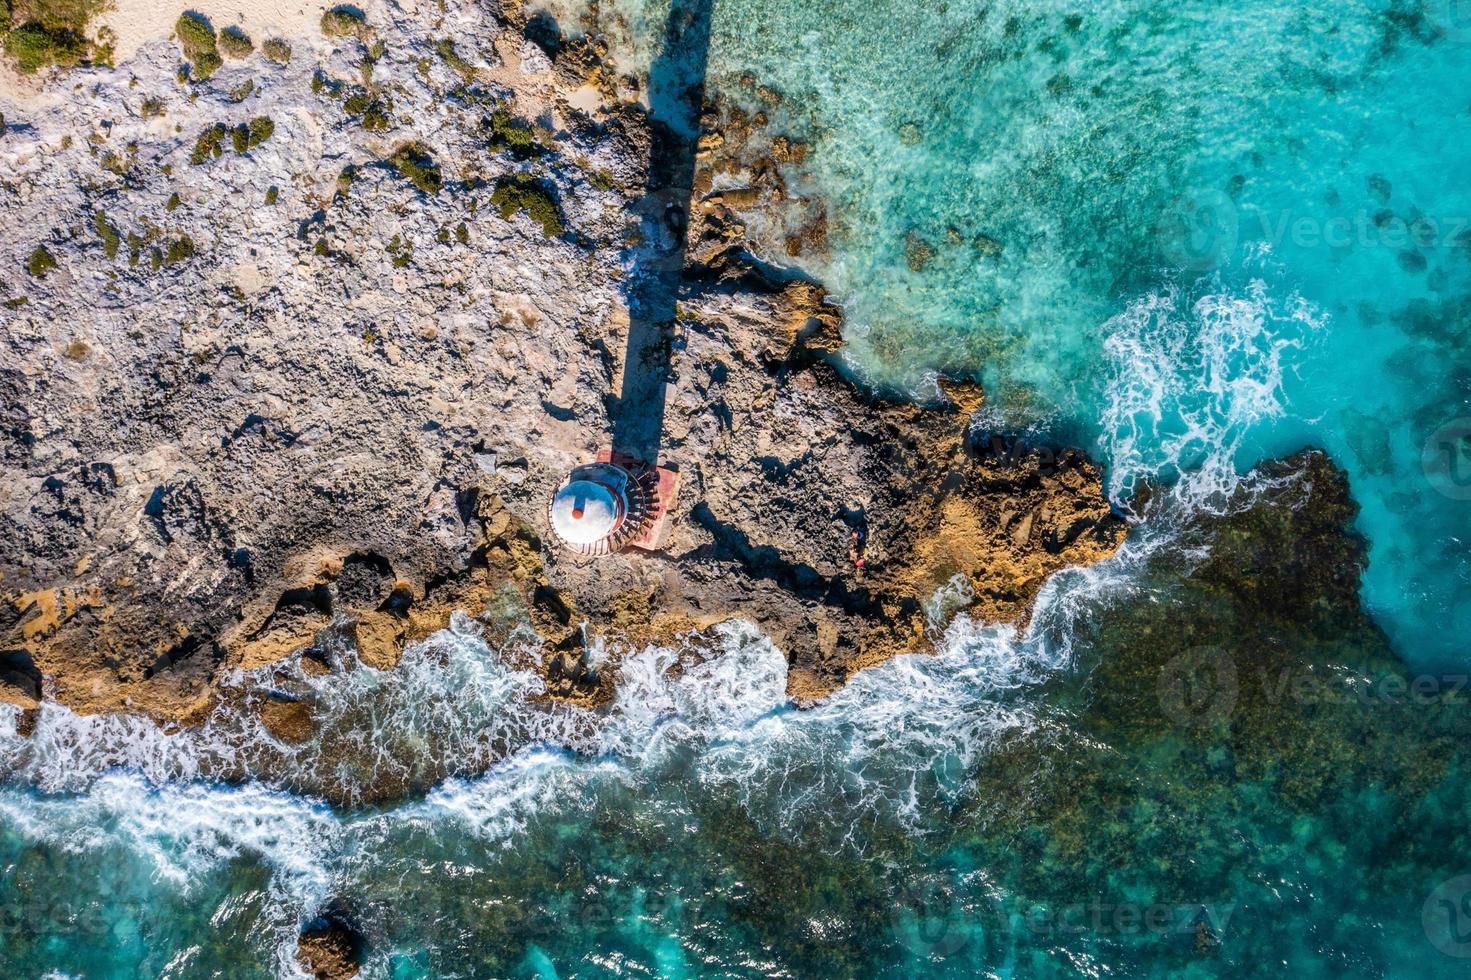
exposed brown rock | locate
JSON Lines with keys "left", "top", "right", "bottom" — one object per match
{"left": 258, "top": 697, "right": 315, "bottom": 744}
{"left": 526, "top": 271, "right": 1123, "bottom": 700}
{"left": 296, "top": 916, "right": 363, "bottom": 980}
{"left": 0, "top": 29, "right": 1124, "bottom": 747}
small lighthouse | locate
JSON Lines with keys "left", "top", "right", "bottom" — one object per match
{"left": 547, "top": 454, "right": 678, "bottom": 556}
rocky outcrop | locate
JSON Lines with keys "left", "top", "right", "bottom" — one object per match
{"left": 297, "top": 907, "right": 365, "bottom": 980}
{"left": 0, "top": 1, "right": 1124, "bottom": 730}
{"left": 521, "top": 270, "right": 1123, "bottom": 700}
{"left": 968, "top": 450, "right": 1466, "bottom": 909}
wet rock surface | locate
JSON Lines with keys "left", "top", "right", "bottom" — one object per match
{"left": 297, "top": 906, "right": 365, "bottom": 980}
{"left": 968, "top": 450, "right": 1471, "bottom": 908}
{"left": 0, "top": 1, "right": 1122, "bottom": 730}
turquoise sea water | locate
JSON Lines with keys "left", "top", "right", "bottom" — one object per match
{"left": 5, "top": 1, "right": 1471, "bottom": 977}
{"left": 682, "top": 0, "right": 1471, "bottom": 669}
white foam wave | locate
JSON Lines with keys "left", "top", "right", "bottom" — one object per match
{"left": 1099, "top": 271, "right": 1324, "bottom": 514}
{"left": 0, "top": 772, "right": 343, "bottom": 978}
{"left": 0, "top": 774, "right": 339, "bottom": 897}
{"left": 0, "top": 702, "right": 219, "bottom": 794}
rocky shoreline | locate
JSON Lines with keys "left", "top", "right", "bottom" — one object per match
{"left": 1, "top": 2, "right": 1122, "bottom": 745}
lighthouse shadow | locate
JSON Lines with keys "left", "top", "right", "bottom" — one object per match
{"left": 610, "top": 0, "right": 714, "bottom": 465}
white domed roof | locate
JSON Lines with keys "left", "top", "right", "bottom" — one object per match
{"left": 549, "top": 479, "right": 623, "bottom": 546}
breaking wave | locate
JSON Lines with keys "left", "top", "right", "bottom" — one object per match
{"left": 1098, "top": 256, "right": 1325, "bottom": 514}
{"left": 0, "top": 258, "right": 1324, "bottom": 975}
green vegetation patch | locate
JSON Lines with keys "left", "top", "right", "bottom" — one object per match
{"left": 174, "top": 12, "right": 221, "bottom": 79}
{"left": 189, "top": 123, "right": 227, "bottom": 164}
{"left": 261, "top": 37, "right": 290, "bottom": 64}
{"left": 435, "top": 38, "right": 474, "bottom": 81}
{"left": 4, "top": 23, "right": 88, "bottom": 74}
{"left": 387, "top": 233, "right": 411, "bottom": 267}
{"left": 2, "top": 0, "right": 104, "bottom": 73}
{"left": 93, "top": 210, "right": 120, "bottom": 257}
{"left": 25, "top": 244, "right": 57, "bottom": 278}
{"left": 388, "top": 142, "right": 441, "bottom": 195}
{"left": 227, "top": 77, "right": 254, "bottom": 102}
{"left": 218, "top": 26, "right": 252, "bottom": 59}
{"left": 164, "top": 236, "right": 195, "bottom": 265}
{"left": 231, "top": 115, "right": 274, "bottom": 153}
{"left": 485, "top": 107, "right": 542, "bottom": 159}
{"left": 491, "top": 175, "right": 564, "bottom": 237}
{"left": 190, "top": 117, "right": 273, "bottom": 163}
{"left": 343, "top": 88, "right": 391, "bottom": 131}
{"left": 320, "top": 6, "right": 365, "bottom": 39}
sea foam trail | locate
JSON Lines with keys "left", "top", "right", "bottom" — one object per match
{"left": 0, "top": 266, "right": 1320, "bottom": 976}
{"left": 1098, "top": 259, "right": 1325, "bottom": 516}
{"left": 0, "top": 615, "right": 1074, "bottom": 974}
{"left": 0, "top": 267, "right": 1321, "bottom": 815}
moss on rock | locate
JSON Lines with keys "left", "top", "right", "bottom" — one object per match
{"left": 189, "top": 123, "right": 227, "bottom": 165}
{"left": 163, "top": 236, "right": 195, "bottom": 265}
{"left": 485, "top": 107, "right": 542, "bottom": 160}
{"left": 93, "top": 211, "right": 120, "bottom": 258}
{"left": 387, "top": 142, "right": 441, "bottom": 195}
{"left": 343, "top": 89, "right": 391, "bottom": 131}
{"left": 25, "top": 244, "right": 57, "bottom": 278}
{"left": 490, "top": 175, "right": 564, "bottom": 237}
{"left": 191, "top": 117, "right": 273, "bottom": 163}
{"left": 320, "top": 6, "right": 365, "bottom": 39}
{"left": 231, "top": 116, "right": 274, "bottom": 153}
{"left": 217, "top": 26, "right": 252, "bottom": 59}
{"left": 435, "top": 37, "right": 474, "bottom": 81}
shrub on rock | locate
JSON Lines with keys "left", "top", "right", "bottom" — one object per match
{"left": 26, "top": 245, "right": 58, "bottom": 278}
{"left": 175, "top": 13, "right": 221, "bottom": 79}
{"left": 218, "top": 26, "right": 253, "bottom": 59}
{"left": 320, "top": 6, "right": 365, "bottom": 39}
{"left": 485, "top": 107, "right": 542, "bottom": 159}
{"left": 4, "top": 23, "right": 88, "bottom": 73}
{"left": 491, "top": 175, "right": 565, "bottom": 237}
{"left": 388, "top": 143, "right": 441, "bottom": 195}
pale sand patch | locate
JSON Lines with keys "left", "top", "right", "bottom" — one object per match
{"left": 565, "top": 84, "right": 602, "bottom": 114}
{"left": 97, "top": 0, "right": 335, "bottom": 63}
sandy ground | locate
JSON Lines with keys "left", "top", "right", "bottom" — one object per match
{"left": 98, "top": 0, "right": 337, "bottom": 63}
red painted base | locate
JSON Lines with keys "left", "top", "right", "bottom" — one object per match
{"left": 596, "top": 450, "right": 680, "bottom": 552}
